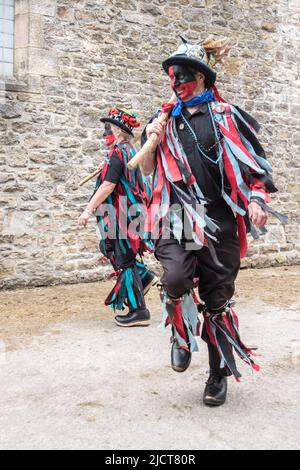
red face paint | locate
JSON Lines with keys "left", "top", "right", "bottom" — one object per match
{"left": 175, "top": 81, "right": 197, "bottom": 100}
{"left": 105, "top": 134, "right": 115, "bottom": 147}
{"left": 168, "top": 65, "right": 198, "bottom": 101}
{"left": 103, "top": 122, "right": 115, "bottom": 147}
{"left": 168, "top": 66, "right": 176, "bottom": 89}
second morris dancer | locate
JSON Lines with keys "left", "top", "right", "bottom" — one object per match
{"left": 78, "top": 107, "right": 157, "bottom": 327}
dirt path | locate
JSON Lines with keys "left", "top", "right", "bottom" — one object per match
{"left": 0, "top": 266, "right": 299, "bottom": 450}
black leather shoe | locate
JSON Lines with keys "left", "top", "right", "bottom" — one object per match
{"left": 171, "top": 339, "right": 192, "bottom": 372}
{"left": 142, "top": 270, "right": 159, "bottom": 295}
{"left": 203, "top": 373, "right": 227, "bottom": 407}
{"left": 115, "top": 308, "right": 150, "bottom": 327}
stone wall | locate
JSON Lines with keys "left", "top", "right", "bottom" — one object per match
{"left": 0, "top": 0, "right": 299, "bottom": 289}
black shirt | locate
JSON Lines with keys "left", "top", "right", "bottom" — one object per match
{"left": 104, "top": 151, "right": 123, "bottom": 184}
{"left": 103, "top": 149, "right": 146, "bottom": 192}
{"left": 173, "top": 103, "right": 222, "bottom": 202}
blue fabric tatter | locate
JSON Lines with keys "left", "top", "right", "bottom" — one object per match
{"left": 171, "top": 89, "right": 215, "bottom": 117}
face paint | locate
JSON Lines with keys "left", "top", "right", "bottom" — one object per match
{"left": 168, "top": 65, "right": 198, "bottom": 101}
{"left": 103, "top": 123, "right": 116, "bottom": 147}
{"left": 105, "top": 134, "right": 115, "bottom": 147}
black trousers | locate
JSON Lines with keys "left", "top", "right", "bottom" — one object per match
{"left": 155, "top": 201, "right": 241, "bottom": 373}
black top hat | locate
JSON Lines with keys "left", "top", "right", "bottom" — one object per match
{"left": 162, "top": 37, "right": 217, "bottom": 89}
{"left": 100, "top": 108, "right": 140, "bottom": 136}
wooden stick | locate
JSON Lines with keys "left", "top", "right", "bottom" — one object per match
{"left": 127, "top": 93, "right": 176, "bottom": 170}
{"left": 78, "top": 168, "right": 102, "bottom": 187}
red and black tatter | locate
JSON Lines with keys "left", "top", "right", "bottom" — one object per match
{"left": 168, "top": 65, "right": 198, "bottom": 101}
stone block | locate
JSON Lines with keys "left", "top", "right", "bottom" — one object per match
{"left": 60, "top": 138, "right": 81, "bottom": 149}
{"left": 14, "top": 48, "right": 29, "bottom": 75}
{"left": 223, "top": 58, "right": 245, "bottom": 76}
{"left": 123, "top": 12, "right": 154, "bottom": 26}
{"left": 0, "top": 103, "right": 22, "bottom": 119}
{"left": 288, "top": 183, "right": 300, "bottom": 194}
{"left": 24, "top": 136, "right": 49, "bottom": 149}
{"left": 191, "top": 0, "right": 206, "bottom": 7}
{"left": 30, "top": 0, "right": 57, "bottom": 17}
{"left": 28, "top": 48, "right": 58, "bottom": 77}
{"left": 3, "top": 211, "right": 34, "bottom": 236}
{"left": 261, "top": 22, "right": 277, "bottom": 32}
{"left": 57, "top": 6, "right": 75, "bottom": 22}
{"left": 15, "top": 0, "right": 30, "bottom": 15}
{"left": 163, "top": 7, "right": 182, "bottom": 19}
{"left": 29, "top": 14, "right": 44, "bottom": 47}
{"left": 79, "top": 109, "right": 101, "bottom": 128}
{"left": 15, "top": 13, "right": 29, "bottom": 48}
{"left": 0, "top": 262, "right": 16, "bottom": 280}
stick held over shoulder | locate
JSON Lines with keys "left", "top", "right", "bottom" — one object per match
{"left": 127, "top": 94, "right": 176, "bottom": 170}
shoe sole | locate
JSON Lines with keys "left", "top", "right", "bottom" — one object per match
{"left": 114, "top": 319, "right": 151, "bottom": 328}
{"left": 203, "top": 397, "right": 226, "bottom": 407}
{"left": 143, "top": 276, "right": 159, "bottom": 296}
{"left": 171, "top": 355, "right": 192, "bottom": 373}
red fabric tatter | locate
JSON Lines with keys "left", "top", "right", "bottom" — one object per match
{"left": 237, "top": 214, "right": 248, "bottom": 258}
{"left": 221, "top": 140, "right": 238, "bottom": 205}
{"left": 160, "top": 122, "right": 182, "bottom": 183}
{"left": 223, "top": 314, "right": 236, "bottom": 339}
{"left": 192, "top": 290, "right": 200, "bottom": 306}
{"left": 219, "top": 112, "right": 260, "bottom": 170}
{"left": 212, "top": 85, "right": 229, "bottom": 103}
{"left": 250, "top": 178, "right": 270, "bottom": 203}
{"left": 230, "top": 307, "right": 239, "bottom": 330}
{"left": 161, "top": 102, "right": 175, "bottom": 114}
{"left": 187, "top": 174, "right": 196, "bottom": 186}
{"left": 173, "top": 302, "right": 189, "bottom": 350}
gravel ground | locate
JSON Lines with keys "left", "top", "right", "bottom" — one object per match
{"left": 0, "top": 266, "right": 299, "bottom": 450}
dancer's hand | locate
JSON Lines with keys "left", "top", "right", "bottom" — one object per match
{"left": 97, "top": 161, "right": 105, "bottom": 172}
{"left": 248, "top": 201, "right": 268, "bottom": 227}
{"left": 146, "top": 119, "right": 165, "bottom": 143}
{"left": 78, "top": 210, "right": 91, "bottom": 227}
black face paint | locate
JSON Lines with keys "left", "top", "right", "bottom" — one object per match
{"left": 169, "top": 65, "right": 196, "bottom": 86}
{"left": 103, "top": 122, "right": 115, "bottom": 147}
{"left": 103, "top": 123, "right": 113, "bottom": 137}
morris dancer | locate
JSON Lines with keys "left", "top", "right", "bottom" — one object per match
{"left": 141, "top": 37, "right": 286, "bottom": 406}
{"left": 78, "top": 108, "right": 157, "bottom": 327}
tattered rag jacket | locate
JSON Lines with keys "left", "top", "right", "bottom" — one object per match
{"left": 146, "top": 100, "right": 285, "bottom": 257}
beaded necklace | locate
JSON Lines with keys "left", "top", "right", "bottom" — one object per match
{"left": 179, "top": 103, "right": 223, "bottom": 165}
